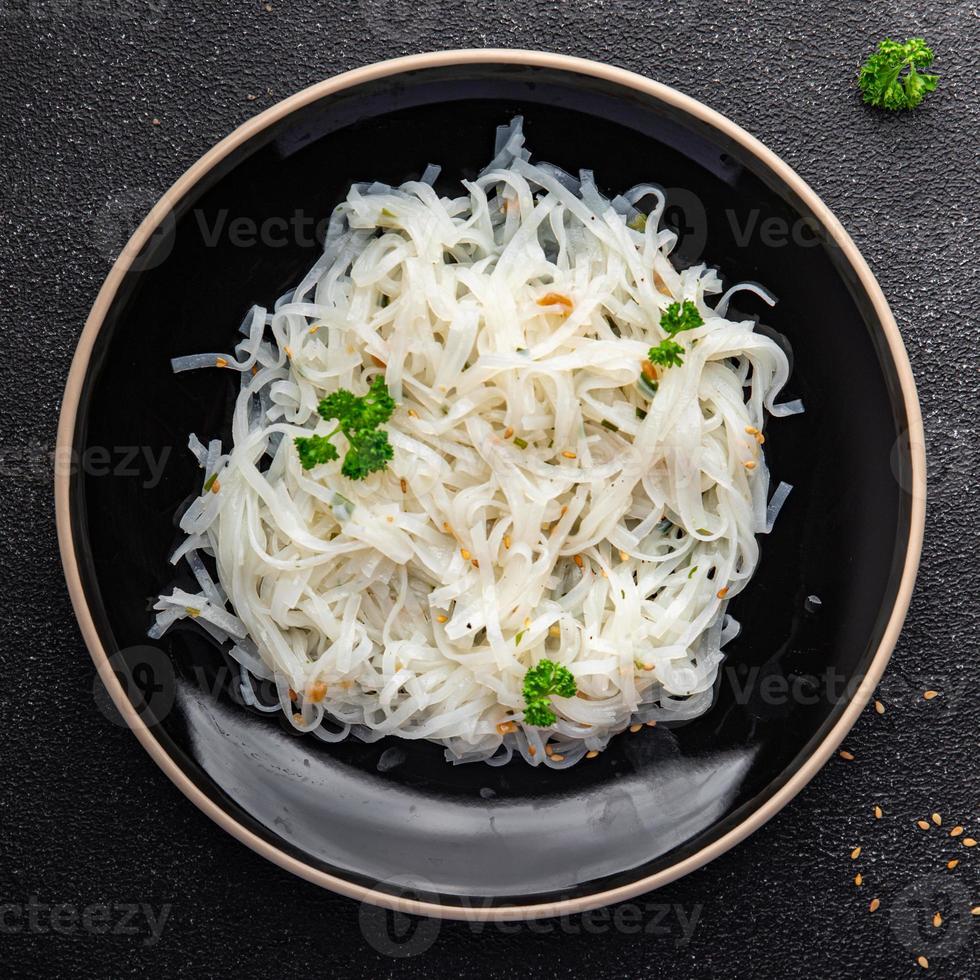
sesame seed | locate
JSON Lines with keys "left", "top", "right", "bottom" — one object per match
{"left": 210, "top": 479, "right": 221, "bottom": 494}
{"left": 292, "top": 713, "right": 304, "bottom": 725}
{"left": 923, "top": 690, "right": 939, "bottom": 700}
{"left": 386, "top": 515, "right": 394, "bottom": 524}
{"left": 755, "top": 432, "right": 766, "bottom": 444}
{"left": 562, "top": 450, "right": 577, "bottom": 459}
{"left": 874, "top": 700, "right": 885, "bottom": 714}
{"left": 962, "top": 838, "right": 977, "bottom": 847}
{"left": 215, "top": 357, "right": 228, "bottom": 368}
{"left": 503, "top": 535, "right": 512, "bottom": 549}
{"left": 283, "top": 345, "right": 293, "bottom": 359}
{"left": 932, "top": 812, "right": 942, "bottom": 826}
{"left": 544, "top": 744, "right": 554, "bottom": 755}
{"left": 947, "top": 859, "right": 959, "bottom": 869}
{"left": 549, "top": 625, "right": 561, "bottom": 637}
{"left": 851, "top": 847, "right": 861, "bottom": 860}
{"left": 932, "top": 912, "right": 942, "bottom": 928}
{"left": 645, "top": 720, "right": 657, "bottom": 727}
{"left": 971, "top": 906, "right": 980, "bottom": 916}
{"left": 916, "top": 955, "right": 928, "bottom": 969}
{"left": 629, "top": 724, "right": 642, "bottom": 733}
{"left": 550, "top": 754, "right": 565, "bottom": 762}
{"left": 744, "top": 460, "right": 757, "bottom": 469}
{"left": 573, "top": 554, "right": 584, "bottom": 569}
{"left": 641, "top": 662, "right": 654, "bottom": 671}
{"left": 287, "top": 688, "right": 298, "bottom": 702}
{"left": 496, "top": 721, "right": 517, "bottom": 735}
{"left": 308, "top": 681, "right": 327, "bottom": 703}
{"left": 528, "top": 746, "right": 536, "bottom": 756}
{"left": 471, "top": 559, "right": 480, "bottom": 569}
{"left": 716, "top": 586, "right": 730, "bottom": 599}
{"left": 917, "top": 820, "right": 931, "bottom": 830}
{"left": 400, "top": 478, "right": 407, "bottom": 494}
{"left": 950, "top": 826, "right": 964, "bottom": 837}
{"left": 839, "top": 750, "right": 855, "bottom": 761}
{"left": 523, "top": 617, "right": 531, "bottom": 628}
{"left": 586, "top": 750, "right": 599, "bottom": 759}
{"left": 407, "top": 408, "right": 418, "bottom": 418}
{"left": 309, "top": 324, "right": 320, "bottom": 334}
{"left": 874, "top": 805, "right": 883, "bottom": 819}
{"left": 744, "top": 426, "right": 758, "bottom": 435}
{"left": 460, "top": 548, "right": 471, "bottom": 560}
{"left": 436, "top": 614, "right": 448, "bottom": 624}
{"left": 869, "top": 898, "right": 880, "bottom": 913}
{"left": 854, "top": 873, "right": 863, "bottom": 886}
{"left": 619, "top": 550, "right": 630, "bottom": 561}
{"left": 504, "top": 427, "right": 514, "bottom": 439}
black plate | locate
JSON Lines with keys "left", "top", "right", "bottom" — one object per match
{"left": 60, "top": 53, "right": 922, "bottom": 914}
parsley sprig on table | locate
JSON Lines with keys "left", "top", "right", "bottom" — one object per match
{"left": 647, "top": 300, "right": 704, "bottom": 371}
{"left": 294, "top": 376, "right": 395, "bottom": 479}
{"left": 522, "top": 659, "right": 577, "bottom": 727}
{"left": 859, "top": 38, "right": 938, "bottom": 111}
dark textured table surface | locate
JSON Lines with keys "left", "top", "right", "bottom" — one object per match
{"left": 1, "top": 2, "right": 978, "bottom": 977}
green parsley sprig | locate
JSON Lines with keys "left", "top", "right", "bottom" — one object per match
{"left": 522, "top": 659, "right": 577, "bottom": 727}
{"left": 647, "top": 338, "right": 685, "bottom": 369}
{"left": 647, "top": 299, "right": 704, "bottom": 371}
{"left": 294, "top": 376, "right": 395, "bottom": 480}
{"left": 859, "top": 38, "right": 938, "bottom": 111}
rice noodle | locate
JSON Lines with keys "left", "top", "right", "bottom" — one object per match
{"left": 153, "top": 118, "right": 798, "bottom": 768}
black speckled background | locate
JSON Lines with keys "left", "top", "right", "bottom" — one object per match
{"left": 1, "top": 1, "right": 978, "bottom": 977}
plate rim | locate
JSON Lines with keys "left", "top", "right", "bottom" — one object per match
{"left": 55, "top": 47, "right": 927, "bottom": 921}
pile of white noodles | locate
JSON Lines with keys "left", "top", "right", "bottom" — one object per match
{"left": 152, "top": 118, "right": 800, "bottom": 768}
